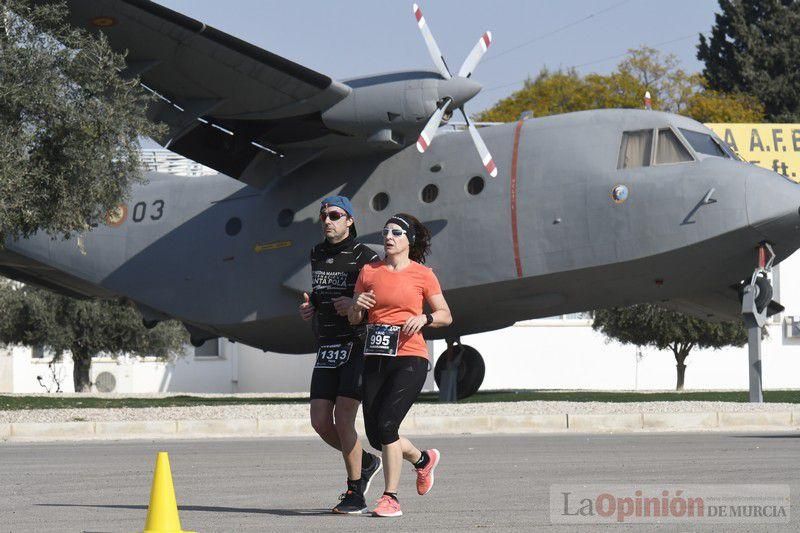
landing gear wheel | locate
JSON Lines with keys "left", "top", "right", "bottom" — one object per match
{"left": 434, "top": 344, "right": 485, "bottom": 400}
{"left": 754, "top": 276, "right": 772, "bottom": 314}
{"left": 740, "top": 275, "right": 772, "bottom": 314}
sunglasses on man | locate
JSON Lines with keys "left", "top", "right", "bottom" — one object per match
{"left": 319, "top": 210, "right": 348, "bottom": 222}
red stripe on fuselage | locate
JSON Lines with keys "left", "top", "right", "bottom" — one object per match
{"left": 510, "top": 120, "right": 525, "bottom": 278}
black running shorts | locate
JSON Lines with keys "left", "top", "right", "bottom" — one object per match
{"left": 309, "top": 342, "right": 365, "bottom": 402}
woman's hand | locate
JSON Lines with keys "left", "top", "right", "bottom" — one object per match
{"left": 402, "top": 314, "right": 428, "bottom": 335}
{"left": 353, "top": 290, "right": 376, "bottom": 311}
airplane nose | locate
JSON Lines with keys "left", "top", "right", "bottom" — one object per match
{"left": 437, "top": 77, "right": 481, "bottom": 107}
{"left": 746, "top": 169, "right": 800, "bottom": 244}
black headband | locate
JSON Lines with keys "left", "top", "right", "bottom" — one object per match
{"left": 386, "top": 215, "right": 415, "bottom": 244}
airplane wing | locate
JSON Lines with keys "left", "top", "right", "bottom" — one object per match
{"left": 43, "top": 0, "right": 351, "bottom": 186}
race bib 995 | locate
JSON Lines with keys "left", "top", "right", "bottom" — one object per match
{"left": 364, "top": 324, "right": 400, "bottom": 356}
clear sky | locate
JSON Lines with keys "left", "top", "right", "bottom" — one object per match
{"left": 153, "top": 0, "right": 720, "bottom": 115}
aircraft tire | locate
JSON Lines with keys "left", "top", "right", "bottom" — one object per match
{"left": 434, "top": 344, "right": 486, "bottom": 400}
{"left": 754, "top": 276, "right": 772, "bottom": 314}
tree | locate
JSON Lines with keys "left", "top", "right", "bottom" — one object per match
{"left": 476, "top": 67, "right": 644, "bottom": 122}
{"left": 683, "top": 85, "right": 764, "bottom": 123}
{"left": 477, "top": 46, "right": 764, "bottom": 123}
{"left": 0, "top": 281, "right": 188, "bottom": 391}
{"left": 698, "top": 0, "right": 800, "bottom": 121}
{"left": 0, "top": 0, "right": 160, "bottom": 242}
{"left": 592, "top": 305, "right": 748, "bottom": 390}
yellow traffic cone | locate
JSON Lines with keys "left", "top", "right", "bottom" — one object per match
{"left": 143, "top": 452, "right": 195, "bottom": 533}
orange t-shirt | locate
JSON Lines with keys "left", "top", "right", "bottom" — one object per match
{"left": 355, "top": 260, "right": 442, "bottom": 358}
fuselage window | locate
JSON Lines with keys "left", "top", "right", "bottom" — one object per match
{"left": 467, "top": 176, "right": 485, "bottom": 195}
{"left": 655, "top": 128, "right": 693, "bottom": 164}
{"left": 618, "top": 129, "right": 653, "bottom": 169}
{"left": 277, "top": 209, "right": 294, "bottom": 228}
{"left": 226, "top": 217, "right": 242, "bottom": 236}
{"left": 679, "top": 128, "right": 728, "bottom": 158}
{"left": 421, "top": 184, "right": 439, "bottom": 203}
{"left": 372, "top": 192, "right": 389, "bottom": 211}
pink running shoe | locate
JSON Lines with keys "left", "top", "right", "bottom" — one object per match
{"left": 372, "top": 494, "right": 402, "bottom": 517}
{"left": 415, "top": 448, "right": 440, "bottom": 495}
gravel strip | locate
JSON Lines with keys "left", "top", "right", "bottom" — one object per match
{"left": 1, "top": 400, "right": 798, "bottom": 424}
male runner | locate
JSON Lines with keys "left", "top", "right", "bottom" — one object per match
{"left": 299, "top": 195, "right": 382, "bottom": 514}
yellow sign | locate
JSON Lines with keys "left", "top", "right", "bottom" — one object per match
{"left": 253, "top": 240, "right": 292, "bottom": 253}
{"left": 706, "top": 123, "right": 800, "bottom": 182}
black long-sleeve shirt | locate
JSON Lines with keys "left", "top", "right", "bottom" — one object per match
{"left": 310, "top": 235, "right": 379, "bottom": 343}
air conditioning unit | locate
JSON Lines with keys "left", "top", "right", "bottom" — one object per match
{"left": 784, "top": 316, "right": 800, "bottom": 339}
{"left": 94, "top": 371, "right": 117, "bottom": 393}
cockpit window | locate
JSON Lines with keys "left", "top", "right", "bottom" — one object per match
{"left": 655, "top": 128, "right": 693, "bottom": 164}
{"left": 618, "top": 129, "right": 653, "bottom": 169}
{"left": 718, "top": 138, "right": 742, "bottom": 160}
{"left": 679, "top": 128, "right": 728, "bottom": 158}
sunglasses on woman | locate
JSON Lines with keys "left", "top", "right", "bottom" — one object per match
{"left": 382, "top": 228, "right": 407, "bottom": 237}
{"left": 319, "top": 210, "right": 347, "bottom": 222}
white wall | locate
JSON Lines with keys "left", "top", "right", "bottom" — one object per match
{"left": 1, "top": 342, "right": 237, "bottom": 394}
{"left": 0, "top": 349, "right": 14, "bottom": 391}
{"left": 431, "top": 319, "right": 799, "bottom": 391}
{"left": 235, "top": 345, "right": 315, "bottom": 393}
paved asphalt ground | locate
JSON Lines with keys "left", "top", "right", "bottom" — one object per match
{"left": 1, "top": 432, "right": 798, "bottom": 532}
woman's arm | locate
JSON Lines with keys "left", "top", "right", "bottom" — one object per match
{"left": 425, "top": 293, "right": 452, "bottom": 327}
{"left": 348, "top": 290, "right": 376, "bottom": 325}
{"left": 401, "top": 293, "right": 452, "bottom": 335}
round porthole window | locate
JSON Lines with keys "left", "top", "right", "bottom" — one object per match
{"left": 430, "top": 163, "right": 443, "bottom": 173}
{"left": 277, "top": 208, "right": 294, "bottom": 227}
{"left": 421, "top": 184, "right": 439, "bottom": 203}
{"left": 467, "top": 176, "right": 485, "bottom": 195}
{"left": 372, "top": 192, "right": 389, "bottom": 211}
{"left": 225, "top": 217, "right": 242, "bottom": 236}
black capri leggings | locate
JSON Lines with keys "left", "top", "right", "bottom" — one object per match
{"left": 362, "top": 355, "right": 428, "bottom": 450}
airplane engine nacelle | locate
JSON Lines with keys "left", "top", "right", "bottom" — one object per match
{"left": 321, "top": 73, "right": 442, "bottom": 147}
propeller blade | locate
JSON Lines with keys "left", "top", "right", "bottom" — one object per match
{"left": 462, "top": 108, "right": 497, "bottom": 177}
{"left": 417, "top": 98, "right": 452, "bottom": 153}
{"left": 412, "top": 3, "right": 451, "bottom": 80}
{"left": 457, "top": 31, "right": 492, "bottom": 78}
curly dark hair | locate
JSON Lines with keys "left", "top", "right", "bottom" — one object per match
{"left": 394, "top": 212, "right": 431, "bottom": 264}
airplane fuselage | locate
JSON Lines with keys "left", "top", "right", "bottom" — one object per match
{"left": 3, "top": 109, "right": 800, "bottom": 353}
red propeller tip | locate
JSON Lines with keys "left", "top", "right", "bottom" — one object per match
{"left": 485, "top": 158, "right": 497, "bottom": 177}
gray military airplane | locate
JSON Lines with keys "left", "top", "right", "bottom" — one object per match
{"left": 3, "top": 1, "right": 798, "bottom": 394}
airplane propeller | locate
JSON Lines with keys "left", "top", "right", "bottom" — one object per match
{"left": 412, "top": 3, "right": 497, "bottom": 178}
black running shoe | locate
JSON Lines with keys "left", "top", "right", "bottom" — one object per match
{"left": 332, "top": 490, "right": 367, "bottom": 514}
{"left": 361, "top": 453, "right": 383, "bottom": 495}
